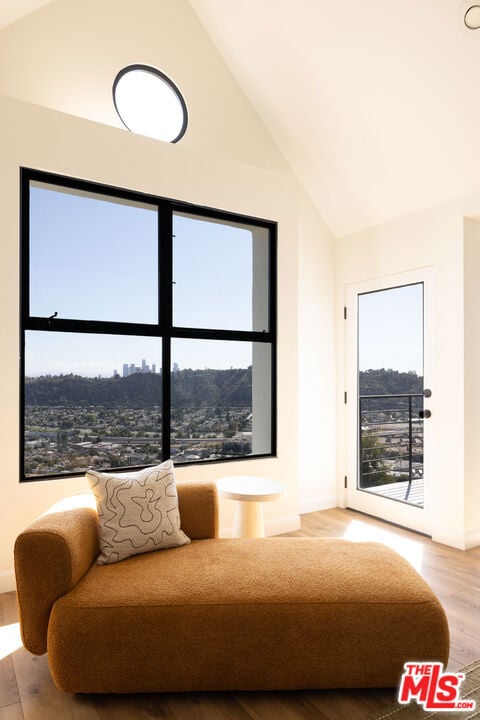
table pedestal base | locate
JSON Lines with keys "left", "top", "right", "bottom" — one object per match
{"left": 216, "top": 476, "right": 283, "bottom": 539}
{"left": 233, "top": 500, "right": 265, "bottom": 538}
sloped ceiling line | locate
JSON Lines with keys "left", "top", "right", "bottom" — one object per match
{"left": 189, "top": 0, "right": 480, "bottom": 237}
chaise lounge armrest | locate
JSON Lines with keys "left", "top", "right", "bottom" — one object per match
{"left": 15, "top": 500, "right": 99, "bottom": 655}
{"left": 15, "top": 479, "right": 218, "bottom": 655}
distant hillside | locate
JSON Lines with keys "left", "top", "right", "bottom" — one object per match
{"left": 25, "top": 366, "right": 419, "bottom": 408}
{"left": 25, "top": 367, "right": 252, "bottom": 408}
{"left": 359, "top": 368, "right": 423, "bottom": 395}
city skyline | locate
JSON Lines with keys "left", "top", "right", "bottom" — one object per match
{"left": 25, "top": 332, "right": 253, "bottom": 377}
{"left": 120, "top": 358, "right": 157, "bottom": 377}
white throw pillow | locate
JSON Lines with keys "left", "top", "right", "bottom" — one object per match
{"left": 86, "top": 459, "right": 190, "bottom": 565}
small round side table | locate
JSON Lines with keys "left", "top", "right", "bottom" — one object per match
{"left": 216, "top": 476, "right": 284, "bottom": 538}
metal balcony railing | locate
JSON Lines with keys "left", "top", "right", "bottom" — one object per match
{"left": 359, "top": 393, "right": 424, "bottom": 503}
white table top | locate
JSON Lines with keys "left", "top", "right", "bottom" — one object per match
{"left": 216, "top": 476, "right": 284, "bottom": 502}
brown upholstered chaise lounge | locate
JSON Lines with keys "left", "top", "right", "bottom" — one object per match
{"left": 14, "top": 481, "right": 449, "bottom": 693}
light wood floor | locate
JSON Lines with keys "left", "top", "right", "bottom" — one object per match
{"left": 1, "top": 506, "right": 480, "bottom": 720}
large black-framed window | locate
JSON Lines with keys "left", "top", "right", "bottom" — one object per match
{"left": 20, "top": 168, "right": 277, "bottom": 482}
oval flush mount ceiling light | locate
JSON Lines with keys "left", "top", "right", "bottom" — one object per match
{"left": 113, "top": 64, "right": 188, "bottom": 143}
{"left": 464, "top": 5, "right": 480, "bottom": 29}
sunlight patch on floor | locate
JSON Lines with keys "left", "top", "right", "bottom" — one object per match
{"left": 0, "top": 622, "right": 22, "bottom": 660}
{"left": 343, "top": 519, "right": 423, "bottom": 571}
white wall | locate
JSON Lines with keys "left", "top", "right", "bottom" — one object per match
{"left": 336, "top": 193, "right": 480, "bottom": 550}
{"left": 463, "top": 218, "right": 480, "bottom": 547}
{"left": 0, "top": 0, "right": 287, "bottom": 173}
{"left": 297, "top": 193, "right": 336, "bottom": 513}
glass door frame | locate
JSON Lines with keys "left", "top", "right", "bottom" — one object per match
{"left": 344, "top": 268, "right": 434, "bottom": 536}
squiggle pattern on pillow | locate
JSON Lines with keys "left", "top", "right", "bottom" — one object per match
{"left": 87, "top": 460, "right": 190, "bottom": 565}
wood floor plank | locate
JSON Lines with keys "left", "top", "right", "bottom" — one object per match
{"left": 92, "top": 692, "right": 177, "bottom": 720}
{"left": 0, "top": 657, "right": 19, "bottom": 710}
{"left": 236, "top": 690, "right": 330, "bottom": 720}
{"left": 305, "top": 687, "right": 396, "bottom": 720}
{"left": 1, "top": 507, "right": 480, "bottom": 720}
{"left": 165, "top": 692, "right": 253, "bottom": 720}
{"left": 0, "top": 705, "right": 24, "bottom": 720}
{"left": 0, "top": 593, "right": 20, "bottom": 709}
{"left": 420, "top": 553, "right": 480, "bottom": 597}
{"left": 440, "top": 595, "right": 480, "bottom": 640}
{"left": 447, "top": 626, "right": 480, "bottom": 670}
{"left": 11, "top": 649, "right": 100, "bottom": 720}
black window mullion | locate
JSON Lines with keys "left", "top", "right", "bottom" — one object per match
{"left": 269, "top": 224, "right": 277, "bottom": 456}
{"left": 159, "top": 202, "right": 173, "bottom": 460}
{"left": 171, "top": 327, "right": 273, "bottom": 343}
{"left": 270, "top": 340, "right": 277, "bottom": 457}
{"left": 20, "top": 168, "right": 30, "bottom": 325}
{"left": 25, "top": 317, "right": 164, "bottom": 336}
{"left": 162, "top": 336, "right": 171, "bottom": 461}
{"left": 24, "top": 166, "right": 163, "bottom": 209}
{"left": 170, "top": 200, "right": 273, "bottom": 228}
{"left": 269, "top": 223, "right": 278, "bottom": 337}
{"left": 19, "top": 169, "right": 30, "bottom": 483}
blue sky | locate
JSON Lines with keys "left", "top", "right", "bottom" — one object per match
{"left": 26, "top": 183, "right": 265, "bottom": 376}
{"left": 358, "top": 283, "right": 423, "bottom": 375}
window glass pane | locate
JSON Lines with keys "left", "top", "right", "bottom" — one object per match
{"left": 29, "top": 182, "right": 158, "bottom": 324}
{"left": 357, "top": 283, "right": 424, "bottom": 507}
{"left": 24, "top": 331, "right": 162, "bottom": 478}
{"left": 173, "top": 213, "right": 269, "bottom": 331}
{"left": 358, "top": 283, "right": 423, "bottom": 392}
{"left": 171, "top": 339, "right": 271, "bottom": 463}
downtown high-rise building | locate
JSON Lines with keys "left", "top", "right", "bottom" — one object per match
{"left": 122, "top": 359, "right": 157, "bottom": 377}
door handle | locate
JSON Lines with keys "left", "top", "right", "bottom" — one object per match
{"left": 419, "top": 409, "right": 431, "bottom": 419}
{"left": 423, "top": 388, "right": 432, "bottom": 398}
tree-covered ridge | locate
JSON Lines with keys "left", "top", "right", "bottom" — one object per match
{"left": 25, "top": 367, "right": 421, "bottom": 408}
{"left": 172, "top": 367, "right": 252, "bottom": 407}
{"left": 359, "top": 368, "right": 423, "bottom": 396}
{"left": 25, "top": 367, "right": 253, "bottom": 408}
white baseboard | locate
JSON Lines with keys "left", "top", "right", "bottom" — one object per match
{"left": 431, "top": 526, "right": 480, "bottom": 550}
{"left": 0, "top": 570, "right": 16, "bottom": 594}
{"left": 266, "top": 514, "right": 301, "bottom": 536}
{"left": 220, "top": 514, "right": 301, "bottom": 538}
{"left": 297, "top": 495, "right": 337, "bottom": 515}
{"left": 465, "top": 528, "right": 480, "bottom": 549}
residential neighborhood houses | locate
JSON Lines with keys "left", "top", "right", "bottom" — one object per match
{"left": 25, "top": 400, "right": 253, "bottom": 477}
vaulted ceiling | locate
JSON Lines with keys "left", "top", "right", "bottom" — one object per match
{"left": 0, "top": 0, "right": 51, "bottom": 30}
{"left": 3, "top": 0, "right": 480, "bottom": 237}
{"left": 189, "top": 0, "right": 480, "bottom": 237}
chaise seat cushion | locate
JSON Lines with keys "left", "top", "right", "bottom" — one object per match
{"left": 47, "top": 537, "right": 449, "bottom": 693}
